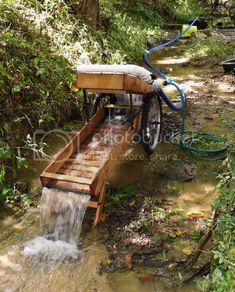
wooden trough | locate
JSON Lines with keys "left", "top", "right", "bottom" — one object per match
{"left": 40, "top": 73, "right": 153, "bottom": 225}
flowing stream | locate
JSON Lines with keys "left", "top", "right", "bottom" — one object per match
{"left": 0, "top": 47, "right": 234, "bottom": 291}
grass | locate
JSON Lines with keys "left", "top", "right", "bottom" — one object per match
{"left": 183, "top": 39, "right": 235, "bottom": 61}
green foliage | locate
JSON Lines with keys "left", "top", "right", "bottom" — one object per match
{"left": 100, "top": 0, "right": 164, "bottom": 62}
{"left": 183, "top": 39, "right": 235, "bottom": 61}
{"left": 191, "top": 229, "right": 202, "bottom": 242}
{"left": 197, "top": 151, "right": 235, "bottom": 291}
{"left": 0, "top": 186, "right": 14, "bottom": 205}
{"left": 105, "top": 185, "right": 136, "bottom": 210}
{"left": 167, "top": 0, "right": 207, "bottom": 22}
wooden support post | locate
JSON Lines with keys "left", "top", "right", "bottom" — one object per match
{"left": 129, "top": 93, "right": 133, "bottom": 109}
{"left": 93, "top": 183, "right": 107, "bottom": 226}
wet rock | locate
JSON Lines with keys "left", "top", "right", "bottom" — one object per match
{"left": 159, "top": 161, "right": 197, "bottom": 182}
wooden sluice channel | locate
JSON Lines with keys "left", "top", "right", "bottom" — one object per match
{"left": 40, "top": 72, "right": 153, "bottom": 225}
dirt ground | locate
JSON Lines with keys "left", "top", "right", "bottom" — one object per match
{"left": 96, "top": 58, "right": 235, "bottom": 287}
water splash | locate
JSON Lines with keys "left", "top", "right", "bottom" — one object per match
{"left": 22, "top": 236, "right": 81, "bottom": 265}
{"left": 23, "top": 187, "right": 90, "bottom": 264}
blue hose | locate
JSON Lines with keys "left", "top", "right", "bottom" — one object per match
{"left": 144, "top": 19, "right": 228, "bottom": 160}
{"left": 144, "top": 18, "right": 198, "bottom": 111}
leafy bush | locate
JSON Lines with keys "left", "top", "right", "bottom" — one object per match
{"left": 167, "top": 0, "right": 207, "bottom": 22}
{"left": 100, "top": 0, "right": 164, "bottom": 63}
{"left": 197, "top": 151, "right": 235, "bottom": 291}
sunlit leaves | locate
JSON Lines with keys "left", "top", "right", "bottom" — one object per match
{"left": 0, "top": 147, "right": 11, "bottom": 160}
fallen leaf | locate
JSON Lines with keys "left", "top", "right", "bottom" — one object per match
{"left": 137, "top": 274, "right": 155, "bottom": 281}
{"left": 182, "top": 248, "right": 192, "bottom": 255}
{"left": 174, "top": 229, "right": 184, "bottom": 236}
{"left": 14, "top": 224, "right": 23, "bottom": 232}
{"left": 168, "top": 263, "right": 177, "bottom": 270}
{"left": 187, "top": 211, "right": 204, "bottom": 219}
{"left": 129, "top": 200, "right": 136, "bottom": 207}
{"left": 124, "top": 255, "right": 133, "bottom": 269}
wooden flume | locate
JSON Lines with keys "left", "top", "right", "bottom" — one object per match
{"left": 40, "top": 73, "right": 153, "bottom": 225}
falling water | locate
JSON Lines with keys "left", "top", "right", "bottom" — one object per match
{"left": 23, "top": 187, "right": 90, "bottom": 263}
{"left": 40, "top": 187, "right": 90, "bottom": 244}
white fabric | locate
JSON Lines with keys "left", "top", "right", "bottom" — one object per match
{"left": 77, "top": 64, "right": 162, "bottom": 92}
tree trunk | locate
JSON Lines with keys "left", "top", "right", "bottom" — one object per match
{"left": 80, "top": 0, "right": 100, "bottom": 27}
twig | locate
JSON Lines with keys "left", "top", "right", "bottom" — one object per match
{"left": 187, "top": 208, "right": 221, "bottom": 268}
{"left": 183, "top": 262, "right": 211, "bottom": 283}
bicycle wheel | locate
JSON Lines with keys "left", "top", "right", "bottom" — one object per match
{"left": 90, "top": 94, "right": 117, "bottom": 117}
{"left": 141, "top": 93, "right": 162, "bottom": 155}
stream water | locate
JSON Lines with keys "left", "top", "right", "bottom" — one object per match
{"left": 0, "top": 48, "right": 234, "bottom": 291}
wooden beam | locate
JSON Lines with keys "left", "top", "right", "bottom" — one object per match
{"left": 104, "top": 104, "right": 140, "bottom": 110}
{"left": 77, "top": 73, "right": 152, "bottom": 94}
{"left": 41, "top": 172, "right": 92, "bottom": 185}
{"left": 42, "top": 179, "right": 90, "bottom": 193}
{"left": 88, "top": 201, "right": 98, "bottom": 208}
{"left": 94, "top": 183, "right": 106, "bottom": 225}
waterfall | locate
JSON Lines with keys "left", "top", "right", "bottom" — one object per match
{"left": 40, "top": 187, "right": 90, "bottom": 244}
{"left": 23, "top": 187, "right": 90, "bottom": 263}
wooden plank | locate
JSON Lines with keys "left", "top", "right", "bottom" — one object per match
{"left": 74, "top": 154, "right": 107, "bottom": 161}
{"left": 80, "top": 144, "right": 110, "bottom": 151}
{"left": 94, "top": 183, "right": 106, "bottom": 225}
{"left": 124, "top": 75, "right": 152, "bottom": 94}
{"left": 88, "top": 201, "right": 98, "bottom": 208}
{"left": 42, "top": 180, "right": 90, "bottom": 193}
{"left": 77, "top": 74, "right": 124, "bottom": 91}
{"left": 40, "top": 107, "right": 105, "bottom": 185}
{"left": 79, "top": 149, "right": 107, "bottom": 156}
{"left": 105, "top": 104, "right": 141, "bottom": 110}
{"left": 63, "top": 162, "right": 99, "bottom": 173}
{"left": 77, "top": 73, "right": 152, "bottom": 94}
{"left": 66, "top": 158, "right": 102, "bottom": 167}
{"left": 85, "top": 89, "right": 129, "bottom": 94}
{"left": 58, "top": 167, "right": 94, "bottom": 179}
{"left": 41, "top": 172, "right": 92, "bottom": 185}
